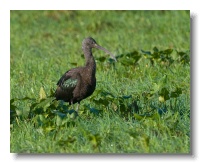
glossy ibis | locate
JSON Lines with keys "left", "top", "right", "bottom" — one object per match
{"left": 55, "top": 37, "right": 116, "bottom": 112}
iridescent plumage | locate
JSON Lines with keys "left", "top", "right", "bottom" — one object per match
{"left": 55, "top": 37, "right": 116, "bottom": 111}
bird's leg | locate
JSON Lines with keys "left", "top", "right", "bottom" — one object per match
{"left": 69, "top": 100, "right": 79, "bottom": 119}
{"left": 70, "top": 100, "right": 74, "bottom": 110}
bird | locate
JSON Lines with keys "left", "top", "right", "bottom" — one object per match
{"left": 55, "top": 37, "right": 116, "bottom": 112}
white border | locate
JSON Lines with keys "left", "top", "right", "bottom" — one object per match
{"left": 1, "top": 0, "right": 199, "bottom": 162}
{"left": 0, "top": 0, "right": 197, "bottom": 10}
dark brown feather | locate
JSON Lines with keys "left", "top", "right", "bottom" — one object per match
{"left": 55, "top": 37, "right": 115, "bottom": 107}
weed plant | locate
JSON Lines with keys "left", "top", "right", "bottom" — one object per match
{"left": 10, "top": 10, "right": 190, "bottom": 153}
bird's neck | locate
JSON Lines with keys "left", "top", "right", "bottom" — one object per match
{"left": 83, "top": 48, "right": 96, "bottom": 76}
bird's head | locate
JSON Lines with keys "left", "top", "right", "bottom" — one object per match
{"left": 82, "top": 37, "right": 97, "bottom": 48}
{"left": 82, "top": 37, "right": 117, "bottom": 62}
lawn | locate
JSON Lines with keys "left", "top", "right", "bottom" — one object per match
{"left": 10, "top": 10, "right": 190, "bottom": 153}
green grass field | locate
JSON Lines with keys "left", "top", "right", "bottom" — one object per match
{"left": 10, "top": 10, "right": 190, "bottom": 153}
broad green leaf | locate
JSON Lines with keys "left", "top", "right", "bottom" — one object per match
{"left": 96, "top": 56, "right": 106, "bottom": 62}
{"left": 44, "top": 126, "right": 55, "bottom": 132}
{"left": 159, "top": 96, "right": 165, "bottom": 102}
{"left": 133, "top": 113, "right": 144, "bottom": 121}
{"left": 15, "top": 109, "right": 23, "bottom": 117}
{"left": 120, "top": 57, "right": 134, "bottom": 66}
{"left": 162, "top": 49, "right": 173, "bottom": 54}
{"left": 170, "top": 87, "right": 182, "bottom": 98}
{"left": 31, "top": 97, "right": 55, "bottom": 113}
{"left": 56, "top": 115, "right": 63, "bottom": 126}
{"left": 125, "top": 51, "right": 139, "bottom": 58}
{"left": 141, "top": 49, "right": 151, "bottom": 55}
{"left": 58, "top": 136, "right": 76, "bottom": 146}
{"left": 93, "top": 98, "right": 109, "bottom": 106}
{"left": 89, "top": 107, "right": 101, "bottom": 115}
{"left": 153, "top": 47, "right": 159, "bottom": 53}
{"left": 39, "top": 87, "right": 47, "bottom": 100}
{"left": 159, "top": 87, "right": 170, "bottom": 101}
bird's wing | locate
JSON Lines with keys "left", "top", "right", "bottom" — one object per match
{"left": 57, "top": 70, "right": 78, "bottom": 91}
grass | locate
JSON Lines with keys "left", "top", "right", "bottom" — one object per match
{"left": 10, "top": 10, "right": 190, "bottom": 153}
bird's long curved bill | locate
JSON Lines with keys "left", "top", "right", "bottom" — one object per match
{"left": 95, "top": 44, "right": 117, "bottom": 62}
